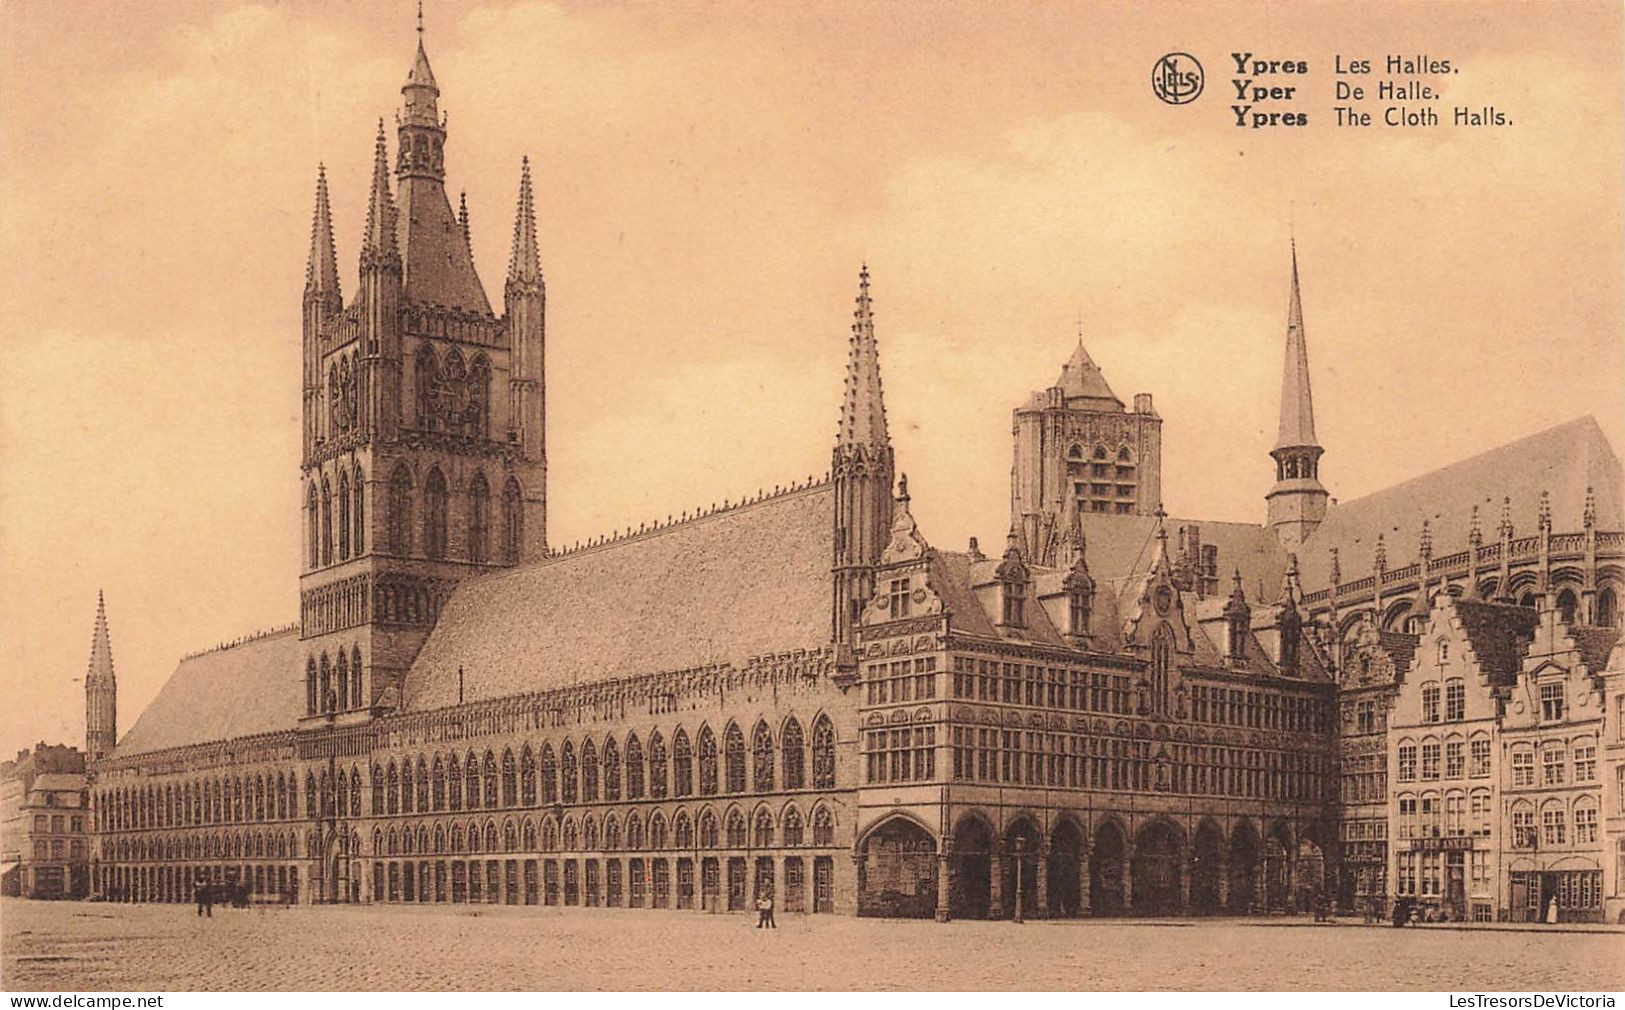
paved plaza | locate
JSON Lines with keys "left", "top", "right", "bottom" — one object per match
{"left": 3, "top": 899, "right": 1622, "bottom": 991}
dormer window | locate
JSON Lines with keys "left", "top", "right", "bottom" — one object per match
{"left": 888, "top": 578, "right": 912, "bottom": 620}
{"left": 1069, "top": 589, "right": 1090, "bottom": 637}
{"left": 1002, "top": 581, "right": 1025, "bottom": 627}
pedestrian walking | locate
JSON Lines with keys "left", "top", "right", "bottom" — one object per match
{"left": 755, "top": 892, "right": 775, "bottom": 928}
{"left": 196, "top": 884, "right": 213, "bottom": 918}
{"left": 1546, "top": 895, "right": 1559, "bottom": 925}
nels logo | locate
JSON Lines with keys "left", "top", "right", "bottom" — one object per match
{"left": 1152, "top": 52, "right": 1203, "bottom": 105}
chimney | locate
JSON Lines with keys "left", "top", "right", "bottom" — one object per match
{"left": 1133, "top": 393, "right": 1155, "bottom": 415}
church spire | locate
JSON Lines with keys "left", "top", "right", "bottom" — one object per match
{"left": 1276, "top": 241, "right": 1317, "bottom": 450}
{"left": 304, "top": 164, "right": 341, "bottom": 309}
{"left": 1266, "top": 241, "right": 1329, "bottom": 552}
{"left": 508, "top": 156, "right": 541, "bottom": 283}
{"left": 361, "top": 122, "right": 399, "bottom": 263}
{"left": 85, "top": 591, "right": 117, "bottom": 763}
{"left": 832, "top": 264, "right": 895, "bottom": 669}
{"left": 838, "top": 264, "right": 890, "bottom": 449}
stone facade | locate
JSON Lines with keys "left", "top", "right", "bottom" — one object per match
{"left": 2, "top": 744, "right": 90, "bottom": 899}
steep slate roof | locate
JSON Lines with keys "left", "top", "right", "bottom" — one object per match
{"left": 1055, "top": 341, "right": 1123, "bottom": 409}
{"left": 1454, "top": 600, "right": 1539, "bottom": 685}
{"left": 1080, "top": 513, "right": 1289, "bottom": 603}
{"left": 404, "top": 484, "right": 835, "bottom": 710}
{"left": 1299, "top": 416, "right": 1622, "bottom": 590}
{"left": 114, "top": 628, "right": 304, "bottom": 759}
{"left": 398, "top": 176, "right": 493, "bottom": 315}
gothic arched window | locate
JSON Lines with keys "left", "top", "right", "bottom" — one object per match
{"left": 431, "top": 755, "right": 446, "bottom": 811}
{"left": 811, "top": 716, "right": 836, "bottom": 789}
{"left": 726, "top": 809, "right": 747, "bottom": 848}
{"left": 464, "top": 750, "right": 481, "bottom": 810}
{"left": 781, "top": 718, "right": 805, "bottom": 790}
{"left": 603, "top": 737, "right": 622, "bottom": 801}
{"left": 416, "top": 756, "right": 429, "bottom": 811}
{"left": 648, "top": 732, "right": 668, "bottom": 799}
{"left": 387, "top": 465, "right": 412, "bottom": 555}
{"left": 320, "top": 475, "right": 334, "bottom": 566}
{"left": 306, "top": 483, "right": 320, "bottom": 569}
{"left": 447, "top": 753, "right": 463, "bottom": 811}
{"left": 305, "top": 658, "right": 318, "bottom": 715}
{"left": 697, "top": 727, "right": 719, "bottom": 795}
{"left": 469, "top": 354, "right": 492, "bottom": 438}
{"left": 352, "top": 466, "right": 365, "bottom": 555}
{"left": 351, "top": 645, "right": 363, "bottom": 710}
{"left": 580, "top": 740, "right": 599, "bottom": 803}
{"left": 319, "top": 654, "right": 333, "bottom": 713}
{"left": 782, "top": 806, "right": 804, "bottom": 846}
{"left": 625, "top": 735, "right": 644, "bottom": 800}
{"left": 754, "top": 809, "right": 774, "bottom": 848}
{"left": 423, "top": 468, "right": 448, "bottom": 560}
{"left": 671, "top": 730, "right": 692, "bottom": 797}
{"left": 415, "top": 344, "right": 439, "bottom": 430}
{"left": 337, "top": 469, "right": 351, "bottom": 560}
{"left": 519, "top": 745, "right": 536, "bottom": 806}
{"left": 468, "top": 472, "right": 490, "bottom": 564}
{"left": 541, "top": 743, "right": 558, "bottom": 804}
{"left": 724, "top": 724, "right": 746, "bottom": 793}
{"left": 752, "top": 722, "right": 774, "bottom": 792}
{"left": 1150, "top": 625, "right": 1174, "bottom": 716}
{"left": 335, "top": 650, "right": 349, "bottom": 712}
{"left": 560, "top": 742, "right": 578, "bottom": 804}
{"left": 483, "top": 750, "right": 499, "bottom": 808}
{"left": 501, "top": 748, "right": 517, "bottom": 807}
{"left": 400, "top": 758, "right": 414, "bottom": 814}
{"left": 502, "top": 478, "right": 523, "bottom": 564}
{"left": 812, "top": 806, "right": 835, "bottom": 846}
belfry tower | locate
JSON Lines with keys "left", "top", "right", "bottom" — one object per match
{"left": 298, "top": 22, "right": 548, "bottom": 721}
{"left": 84, "top": 591, "right": 117, "bottom": 763}
{"left": 832, "top": 266, "right": 895, "bottom": 664}
{"left": 1265, "top": 243, "right": 1328, "bottom": 552}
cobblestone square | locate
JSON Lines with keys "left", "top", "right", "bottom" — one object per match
{"left": 3, "top": 899, "right": 1622, "bottom": 991}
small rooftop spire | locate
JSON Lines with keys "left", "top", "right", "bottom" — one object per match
{"left": 361, "top": 121, "right": 398, "bottom": 259}
{"left": 837, "top": 263, "right": 889, "bottom": 449}
{"left": 1499, "top": 496, "right": 1514, "bottom": 539}
{"left": 88, "top": 590, "right": 114, "bottom": 684}
{"left": 458, "top": 190, "right": 472, "bottom": 254}
{"left": 507, "top": 157, "right": 541, "bottom": 283}
{"left": 304, "top": 164, "right": 341, "bottom": 305}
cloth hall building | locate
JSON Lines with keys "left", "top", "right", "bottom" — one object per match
{"left": 85, "top": 30, "right": 1625, "bottom": 922}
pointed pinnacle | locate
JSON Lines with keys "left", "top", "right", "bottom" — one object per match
{"left": 305, "top": 164, "right": 341, "bottom": 301}
{"left": 1276, "top": 242, "right": 1317, "bottom": 450}
{"left": 508, "top": 157, "right": 541, "bottom": 282}
{"left": 362, "top": 122, "right": 397, "bottom": 257}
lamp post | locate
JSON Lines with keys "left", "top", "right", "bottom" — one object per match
{"left": 1013, "top": 836, "right": 1026, "bottom": 924}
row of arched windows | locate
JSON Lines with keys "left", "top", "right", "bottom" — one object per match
{"left": 370, "top": 717, "right": 836, "bottom": 818}
{"left": 308, "top": 464, "right": 366, "bottom": 569}
{"left": 107, "top": 830, "right": 302, "bottom": 862}
{"left": 386, "top": 465, "right": 522, "bottom": 564}
{"left": 371, "top": 804, "right": 837, "bottom": 858}
{"left": 307, "top": 646, "right": 365, "bottom": 715}
{"left": 99, "top": 770, "right": 305, "bottom": 832}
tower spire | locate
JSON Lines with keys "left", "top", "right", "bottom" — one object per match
{"left": 832, "top": 264, "right": 895, "bottom": 668}
{"left": 304, "top": 164, "right": 341, "bottom": 308}
{"left": 1266, "top": 241, "right": 1329, "bottom": 552}
{"left": 838, "top": 264, "right": 890, "bottom": 449}
{"left": 85, "top": 591, "right": 117, "bottom": 762}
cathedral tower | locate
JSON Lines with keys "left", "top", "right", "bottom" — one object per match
{"left": 84, "top": 591, "right": 117, "bottom": 763}
{"left": 833, "top": 266, "right": 895, "bottom": 662}
{"left": 1010, "top": 338, "right": 1162, "bottom": 555}
{"left": 1265, "top": 244, "right": 1329, "bottom": 552}
{"left": 298, "top": 24, "right": 548, "bottom": 722}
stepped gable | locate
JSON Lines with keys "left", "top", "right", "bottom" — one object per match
{"left": 1453, "top": 599, "right": 1540, "bottom": 685}
{"left": 1078, "top": 512, "right": 1288, "bottom": 602}
{"left": 404, "top": 482, "right": 835, "bottom": 710}
{"left": 113, "top": 627, "right": 303, "bottom": 759}
{"left": 1299, "top": 416, "right": 1622, "bottom": 590}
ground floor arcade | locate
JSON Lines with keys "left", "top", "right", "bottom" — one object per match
{"left": 854, "top": 807, "right": 1332, "bottom": 921}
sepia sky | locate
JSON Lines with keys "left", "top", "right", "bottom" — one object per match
{"left": 1, "top": 0, "right": 1620, "bottom": 759}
